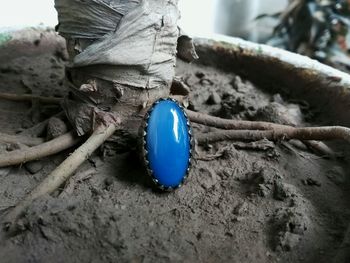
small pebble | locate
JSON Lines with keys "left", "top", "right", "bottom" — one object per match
{"left": 33, "top": 39, "right": 41, "bottom": 46}
{"left": 47, "top": 117, "right": 68, "bottom": 140}
{"left": 274, "top": 181, "right": 289, "bottom": 201}
{"left": 185, "top": 75, "right": 197, "bottom": 86}
{"left": 233, "top": 201, "right": 248, "bottom": 216}
{"left": 258, "top": 184, "right": 270, "bottom": 197}
{"left": 302, "top": 178, "right": 321, "bottom": 187}
{"left": 25, "top": 161, "right": 44, "bottom": 174}
{"left": 206, "top": 91, "right": 221, "bottom": 105}
{"left": 200, "top": 78, "right": 213, "bottom": 85}
{"left": 195, "top": 72, "right": 205, "bottom": 78}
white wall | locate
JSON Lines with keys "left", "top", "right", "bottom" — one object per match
{"left": 178, "top": 0, "right": 217, "bottom": 37}
{"left": 180, "top": 0, "right": 288, "bottom": 41}
{"left": 0, "top": 0, "right": 57, "bottom": 31}
{"left": 0, "top": 0, "right": 287, "bottom": 41}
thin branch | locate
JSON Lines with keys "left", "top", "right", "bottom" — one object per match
{"left": 196, "top": 127, "right": 350, "bottom": 144}
{"left": 186, "top": 110, "right": 287, "bottom": 130}
{"left": 0, "top": 92, "right": 62, "bottom": 104}
{"left": 59, "top": 168, "right": 96, "bottom": 197}
{"left": 187, "top": 110, "right": 340, "bottom": 156}
{"left": 196, "top": 140, "right": 274, "bottom": 161}
{"left": 0, "top": 133, "right": 44, "bottom": 146}
{"left": 302, "top": 140, "right": 339, "bottom": 158}
{"left": 3, "top": 123, "right": 118, "bottom": 232}
{"left": 0, "top": 132, "right": 81, "bottom": 167}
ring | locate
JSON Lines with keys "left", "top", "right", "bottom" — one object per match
{"left": 141, "top": 98, "right": 193, "bottom": 190}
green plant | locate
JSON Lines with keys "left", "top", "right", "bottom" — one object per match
{"left": 258, "top": 0, "right": 350, "bottom": 70}
{"left": 0, "top": 33, "right": 11, "bottom": 46}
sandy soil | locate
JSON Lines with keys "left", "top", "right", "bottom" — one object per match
{"left": 0, "top": 29, "right": 349, "bottom": 263}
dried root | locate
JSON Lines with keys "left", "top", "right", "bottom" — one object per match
{"left": 0, "top": 132, "right": 81, "bottom": 167}
{"left": 2, "top": 94, "right": 349, "bottom": 233}
{"left": 3, "top": 123, "right": 118, "bottom": 232}
{"left": 187, "top": 110, "right": 342, "bottom": 156}
{"left": 186, "top": 110, "right": 288, "bottom": 130}
{"left": 196, "top": 126, "right": 350, "bottom": 144}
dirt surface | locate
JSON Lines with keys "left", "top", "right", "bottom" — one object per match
{"left": 0, "top": 30, "right": 350, "bottom": 263}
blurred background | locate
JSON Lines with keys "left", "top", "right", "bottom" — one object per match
{"left": 0, "top": 0, "right": 287, "bottom": 42}
{"left": 0, "top": 0, "right": 57, "bottom": 33}
{"left": 179, "top": 0, "right": 287, "bottom": 42}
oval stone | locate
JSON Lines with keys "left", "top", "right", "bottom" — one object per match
{"left": 145, "top": 99, "right": 191, "bottom": 188}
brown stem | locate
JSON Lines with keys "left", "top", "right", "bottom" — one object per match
{"left": 197, "top": 127, "right": 350, "bottom": 144}
{"left": 187, "top": 110, "right": 340, "bottom": 156}
{"left": 0, "top": 132, "right": 81, "bottom": 167}
{"left": 2, "top": 123, "right": 118, "bottom": 232}
{"left": 186, "top": 110, "right": 287, "bottom": 130}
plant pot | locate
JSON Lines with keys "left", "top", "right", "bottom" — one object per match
{"left": 0, "top": 29, "right": 349, "bottom": 262}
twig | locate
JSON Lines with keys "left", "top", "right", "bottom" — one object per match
{"left": 302, "top": 140, "right": 339, "bottom": 158}
{"left": 187, "top": 110, "right": 288, "bottom": 130}
{"left": 196, "top": 127, "right": 350, "bottom": 144}
{"left": 231, "top": 139, "right": 275, "bottom": 151}
{"left": 0, "top": 132, "right": 81, "bottom": 167}
{"left": 186, "top": 110, "right": 338, "bottom": 156}
{"left": 280, "top": 141, "right": 308, "bottom": 158}
{"left": 196, "top": 153, "right": 224, "bottom": 161}
{"left": 3, "top": 123, "right": 118, "bottom": 232}
{"left": 0, "top": 133, "right": 44, "bottom": 146}
{"left": 0, "top": 92, "right": 62, "bottom": 104}
{"left": 59, "top": 167, "right": 96, "bottom": 197}
{"left": 196, "top": 139, "right": 274, "bottom": 161}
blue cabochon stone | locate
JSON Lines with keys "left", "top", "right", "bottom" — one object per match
{"left": 145, "top": 100, "right": 191, "bottom": 188}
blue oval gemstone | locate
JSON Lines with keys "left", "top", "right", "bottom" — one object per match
{"left": 145, "top": 99, "right": 191, "bottom": 189}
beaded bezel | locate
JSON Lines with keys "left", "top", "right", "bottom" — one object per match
{"left": 141, "top": 98, "right": 194, "bottom": 191}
